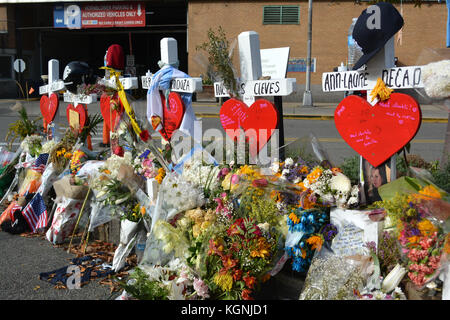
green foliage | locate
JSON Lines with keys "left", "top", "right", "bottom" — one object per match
{"left": 340, "top": 155, "right": 360, "bottom": 185}
{"left": 431, "top": 158, "right": 450, "bottom": 193}
{"left": 117, "top": 267, "right": 170, "bottom": 300}
{"left": 79, "top": 113, "right": 103, "bottom": 144}
{"left": 5, "top": 106, "right": 42, "bottom": 149}
{"left": 196, "top": 26, "right": 238, "bottom": 97}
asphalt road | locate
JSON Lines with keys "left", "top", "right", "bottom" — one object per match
{"left": 0, "top": 232, "right": 111, "bottom": 300}
{"left": 0, "top": 113, "right": 446, "bottom": 165}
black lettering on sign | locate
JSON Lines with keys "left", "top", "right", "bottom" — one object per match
{"left": 402, "top": 69, "right": 409, "bottom": 87}
{"left": 215, "top": 82, "right": 227, "bottom": 95}
{"left": 335, "top": 73, "right": 341, "bottom": 90}
{"left": 382, "top": 69, "right": 388, "bottom": 85}
{"left": 171, "top": 79, "right": 190, "bottom": 91}
{"left": 413, "top": 67, "right": 421, "bottom": 86}
{"left": 324, "top": 74, "right": 330, "bottom": 91}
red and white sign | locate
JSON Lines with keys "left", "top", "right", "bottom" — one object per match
{"left": 81, "top": 2, "right": 145, "bottom": 28}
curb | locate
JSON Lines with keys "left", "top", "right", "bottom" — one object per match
{"left": 195, "top": 113, "right": 449, "bottom": 123}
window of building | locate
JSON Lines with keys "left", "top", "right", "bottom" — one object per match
{"left": 263, "top": 5, "right": 300, "bottom": 25}
{"left": 0, "top": 55, "right": 13, "bottom": 79}
{"left": 0, "top": 6, "right": 7, "bottom": 33}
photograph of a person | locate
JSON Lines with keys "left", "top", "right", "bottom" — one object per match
{"left": 362, "top": 159, "right": 391, "bottom": 204}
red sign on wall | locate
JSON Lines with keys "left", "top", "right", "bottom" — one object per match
{"left": 81, "top": 2, "right": 145, "bottom": 28}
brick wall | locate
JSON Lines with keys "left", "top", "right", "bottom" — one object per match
{"left": 188, "top": 1, "right": 448, "bottom": 86}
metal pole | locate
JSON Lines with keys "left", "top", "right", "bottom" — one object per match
{"left": 303, "top": 0, "right": 313, "bottom": 107}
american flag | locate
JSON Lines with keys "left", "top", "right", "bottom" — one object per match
{"left": 9, "top": 202, "right": 22, "bottom": 223}
{"left": 22, "top": 193, "right": 48, "bottom": 233}
{"left": 30, "top": 153, "right": 49, "bottom": 173}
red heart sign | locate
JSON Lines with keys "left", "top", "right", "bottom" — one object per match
{"left": 220, "top": 98, "right": 278, "bottom": 154}
{"left": 100, "top": 93, "right": 124, "bottom": 130}
{"left": 40, "top": 93, "right": 59, "bottom": 124}
{"left": 159, "top": 91, "right": 185, "bottom": 141}
{"left": 334, "top": 93, "right": 421, "bottom": 167}
{"left": 66, "top": 103, "right": 87, "bottom": 132}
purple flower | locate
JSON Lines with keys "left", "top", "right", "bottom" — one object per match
{"left": 218, "top": 167, "right": 231, "bottom": 179}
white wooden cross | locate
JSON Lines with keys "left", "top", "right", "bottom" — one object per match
{"left": 321, "top": 36, "right": 426, "bottom": 182}
{"left": 141, "top": 37, "right": 203, "bottom": 94}
{"left": 39, "top": 59, "right": 65, "bottom": 140}
{"left": 213, "top": 31, "right": 297, "bottom": 160}
{"left": 213, "top": 31, "right": 296, "bottom": 105}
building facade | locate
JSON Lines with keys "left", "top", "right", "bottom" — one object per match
{"left": 0, "top": 0, "right": 448, "bottom": 101}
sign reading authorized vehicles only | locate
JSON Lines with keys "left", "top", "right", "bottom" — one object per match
{"left": 54, "top": 1, "right": 145, "bottom": 29}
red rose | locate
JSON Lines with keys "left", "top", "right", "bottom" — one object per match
{"left": 113, "top": 146, "right": 124, "bottom": 157}
{"left": 140, "top": 130, "right": 150, "bottom": 142}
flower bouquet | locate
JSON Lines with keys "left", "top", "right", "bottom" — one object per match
{"left": 372, "top": 183, "right": 449, "bottom": 296}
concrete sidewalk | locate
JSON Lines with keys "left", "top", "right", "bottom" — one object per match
{"left": 0, "top": 98, "right": 448, "bottom": 122}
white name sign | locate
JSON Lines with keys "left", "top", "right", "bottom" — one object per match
{"left": 101, "top": 77, "right": 138, "bottom": 90}
{"left": 214, "top": 78, "right": 297, "bottom": 98}
{"left": 322, "top": 66, "right": 424, "bottom": 92}
{"left": 39, "top": 80, "right": 66, "bottom": 95}
{"left": 63, "top": 92, "right": 97, "bottom": 104}
{"left": 141, "top": 76, "right": 202, "bottom": 93}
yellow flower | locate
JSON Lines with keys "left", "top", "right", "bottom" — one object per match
{"left": 417, "top": 219, "right": 437, "bottom": 237}
{"left": 140, "top": 206, "right": 146, "bottom": 216}
{"left": 289, "top": 212, "right": 300, "bottom": 224}
{"left": 250, "top": 238, "right": 271, "bottom": 259}
{"left": 155, "top": 167, "right": 166, "bottom": 184}
{"left": 213, "top": 272, "right": 234, "bottom": 292}
{"left": 418, "top": 185, "right": 442, "bottom": 200}
{"left": 306, "top": 235, "right": 324, "bottom": 251}
{"left": 306, "top": 167, "right": 323, "bottom": 184}
{"left": 240, "top": 165, "right": 255, "bottom": 176}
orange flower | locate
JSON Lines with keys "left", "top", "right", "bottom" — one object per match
{"left": 250, "top": 238, "right": 271, "bottom": 258}
{"left": 232, "top": 269, "right": 243, "bottom": 281}
{"left": 241, "top": 289, "right": 253, "bottom": 300}
{"left": 221, "top": 254, "right": 238, "bottom": 270}
{"left": 332, "top": 167, "right": 342, "bottom": 174}
{"left": 261, "top": 273, "right": 271, "bottom": 283}
{"left": 306, "top": 235, "right": 324, "bottom": 251}
{"left": 243, "top": 274, "right": 256, "bottom": 289}
{"left": 444, "top": 234, "right": 450, "bottom": 254}
{"left": 407, "top": 236, "right": 421, "bottom": 247}
{"left": 306, "top": 167, "right": 323, "bottom": 184}
{"left": 289, "top": 211, "right": 300, "bottom": 224}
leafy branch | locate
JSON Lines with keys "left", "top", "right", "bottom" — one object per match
{"left": 196, "top": 26, "right": 238, "bottom": 98}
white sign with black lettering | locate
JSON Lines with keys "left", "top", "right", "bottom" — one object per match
{"left": 214, "top": 78, "right": 296, "bottom": 98}
{"left": 322, "top": 66, "right": 423, "bottom": 92}
{"left": 63, "top": 92, "right": 97, "bottom": 104}
{"left": 141, "top": 76, "right": 202, "bottom": 93}
{"left": 39, "top": 80, "right": 66, "bottom": 95}
{"left": 101, "top": 77, "right": 138, "bottom": 90}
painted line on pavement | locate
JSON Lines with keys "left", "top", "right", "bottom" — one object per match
{"left": 195, "top": 113, "right": 448, "bottom": 123}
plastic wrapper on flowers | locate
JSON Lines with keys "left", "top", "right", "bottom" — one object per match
{"left": 299, "top": 244, "right": 376, "bottom": 300}
{"left": 268, "top": 157, "right": 360, "bottom": 274}
{"left": 46, "top": 196, "right": 88, "bottom": 245}
{"left": 372, "top": 182, "right": 450, "bottom": 293}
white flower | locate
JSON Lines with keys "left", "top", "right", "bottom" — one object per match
{"left": 257, "top": 222, "right": 270, "bottom": 232}
{"left": 270, "top": 161, "right": 280, "bottom": 174}
{"left": 422, "top": 60, "right": 450, "bottom": 99}
{"left": 285, "top": 157, "right": 294, "bottom": 166}
{"left": 382, "top": 264, "right": 407, "bottom": 293}
{"left": 330, "top": 172, "right": 351, "bottom": 194}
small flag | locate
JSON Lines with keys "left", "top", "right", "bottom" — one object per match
{"left": 30, "top": 153, "right": 49, "bottom": 173}
{"left": 22, "top": 193, "right": 48, "bottom": 233}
